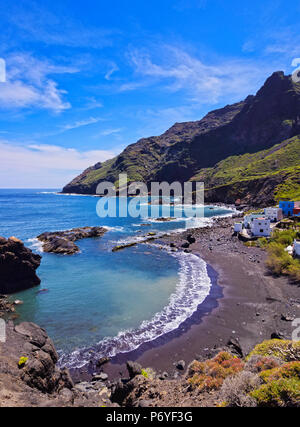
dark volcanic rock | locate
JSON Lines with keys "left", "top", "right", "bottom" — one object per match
{"left": 176, "top": 360, "right": 186, "bottom": 371}
{"left": 10, "top": 322, "right": 74, "bottom": 394}
{"left": 0, "top": 236, "right": 41, "bottom": 294}
{"left": 127, "top": 361, "right": 142, "bottom": 379}
{"left": 37, "top": 226, "right": 107, "bottom": 255}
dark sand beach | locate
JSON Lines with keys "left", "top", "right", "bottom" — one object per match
{"left": 73, "top": 217, "right": 300, "bottom": 382}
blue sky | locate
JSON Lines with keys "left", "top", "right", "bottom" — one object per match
{"left": 0, "top": 0, "right": 299, "bottom": 187}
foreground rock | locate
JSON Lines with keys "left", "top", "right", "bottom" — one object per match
{"left": 37, "top": 227, "right": 107, "bottom": 255}
{"left": 0, "top": 236, "right": 41, "bottom": 294}
{"left": 0, "top": 321, "right": 115, "bottom": 407}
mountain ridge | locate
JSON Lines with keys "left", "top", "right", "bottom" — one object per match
{"left": 63, "top": 71, "right": 300, "bottom": 205}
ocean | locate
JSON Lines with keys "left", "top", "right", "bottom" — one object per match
{"left": 0, "top": 189, "right": 233, "bottom": 368}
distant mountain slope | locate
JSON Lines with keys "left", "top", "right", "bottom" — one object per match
{"left": 192, "top": 135, "right": 300, "bottom": 206}
{"left": 63, "top": 72, "right": 300, "bottom": 205}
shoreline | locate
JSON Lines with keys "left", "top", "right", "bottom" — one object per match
{"left": 4, "top": 214, "right": 300, "bottom": 386}
{"left": 71, "top": 216, "right": 300, "bottom": 382}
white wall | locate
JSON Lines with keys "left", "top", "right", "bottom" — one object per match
{"left": 294, "top": 240, "right": 300, "bottom": 256}
{"left": 234, "top": 223, "right": 243, "bottom": 232}
{"left": 251, "top": 219, "right": 271, "bottom": 237}
{"left": 264, "top": 208, "right": 283, "bottom": 222}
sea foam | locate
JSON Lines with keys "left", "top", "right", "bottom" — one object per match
{"left": 58, "top": 250, "right": 211, "bottom": 369}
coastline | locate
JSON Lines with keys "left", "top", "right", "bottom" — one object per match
{"left": 72, "top": 216, "right": 300, "bottom": 382}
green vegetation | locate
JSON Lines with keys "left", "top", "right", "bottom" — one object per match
{"left": 188, "top": 352, "right": 244, "bottom": 392}
{"left": 141, "top": 369, "right": 149, "bottom": 379}
{"left": 192, "top": 136, "right": 300, "bottom": 202}
{"left": 251, "top": 377, "right": 300, "bottom": 407}
{"left": 141, "top": 368, "right": 156, "bottom": 380}
{"left": 214, "top": 340, "right": 300, "bottom": 407}
{"left": 263, "top": 226, "right": 300, "bottom": 282}
{"left": 246, "top": 340, "right": 300, "bottom": 362}
{"left": 259, "top": 362, "right": 300, "bottom": 383}
{"left": 244, "top": 222, "right": 300, "bottom": 283}
{"left": 18, "top": 356, "right": 28, "bottom": 368}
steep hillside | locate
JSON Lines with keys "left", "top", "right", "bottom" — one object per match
{"left": 63, "top": 72, "right": 300, "bottom": 204}
{"left": 192, "top": 136, "right": 300, "bottom": 206}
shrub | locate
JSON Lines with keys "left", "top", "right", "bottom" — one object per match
{"left": 18, "top": 357, "right": 28, "bottom": 368}
{"left": 284, "top": 260, "right": 300, "bottom": 283}
{"left": 219, "top": 371, "right": 260, "bottom": 407}
{"left": 271, "top": 229, "right": 297, "bottom": 246}
{"left": 265, "top": 243, "right": 292, "bottom": 275}
{"left": 245, "top": 355, "right": 281, "bottom": 373}
{"left": 259, "top": 362, "right": 300, "bottom": 383}
{"left": 187, "top": 352, "right": 244, "bottom": 392}
{"left": 141, "top": 369, "right": 149, "bottom": 379}
{"left": 141, "top": 368, "right": 155, "bottom": 380}
{"left": 251, "top": 378, "right": 300, "bottom": 407}
{"left": 258, "top": 238, "right": 269, "bottom": 248}
{"left": 247, "top": 340, "right": 300, "bottom": 362}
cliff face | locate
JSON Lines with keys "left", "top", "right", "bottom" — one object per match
{"left": 0, "top": 237, "right": 41, "bottom": 294}
{"left": 63, "top": 72, "right": 300, "bottom": 204}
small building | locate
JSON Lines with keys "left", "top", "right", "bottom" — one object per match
{"left": 279, "top": 201, "right": 295, "bottom": 217}
{"left": 244, "top": 214, "right": 264, "bottom": 228}
{"left": 234, "top": 223, "right": 243, "bottom": 233}
{"left": 264, "top": 207, "right": 283, "bottom": 222}
{"left": 251, "top": 218, "right": 271, "bottom": 237}
{"left": 294, "top": 240, "right": 300, "bottom": 257}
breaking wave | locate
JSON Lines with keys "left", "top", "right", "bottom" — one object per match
{"left": 58, "top": 250, "right": 211, "bottom": 369}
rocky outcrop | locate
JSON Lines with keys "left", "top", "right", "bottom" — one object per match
{"left": 14, "top": 322, "right": 73, "bottom": 393}
{"left": 0, "top": 237, "right": 41, "bottom": 294}
{"left": 37, "top": 227, "right": 107, "bottom": 255}
{"left": 0, "top": 321, "right": 116, "bottom": 407}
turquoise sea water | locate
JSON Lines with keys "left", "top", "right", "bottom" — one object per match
{"left": 0, "top": 189, "right": 233, "bottom": 367}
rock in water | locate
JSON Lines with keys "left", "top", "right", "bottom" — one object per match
{"left": 37, "top": 226, "right": 107, "bottom": 255}
{"left": 0, "top": 236, "right": 41, "bottom": 294}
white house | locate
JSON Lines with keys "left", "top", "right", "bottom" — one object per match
{"left": 251, "top": 218, "right": 271, "bottom": 237}
{"left": 264, "top": 207, "right": 283, "bottom": 222}
{"left": 244, "top": 214, "right": 264, "bottom": 228}
{"left": 294, "top": 240, "right": 300, "bottom": 257}
{"left": 234, "top": 223, "right": 243, "bottom": 233}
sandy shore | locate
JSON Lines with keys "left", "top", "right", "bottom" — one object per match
{"left": 72, "top": 217, "right": 300, "bottom": 382}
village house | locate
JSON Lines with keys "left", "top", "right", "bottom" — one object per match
{"left": 244, "top": 214, "right": 264, "bottom": 229}
{"left": 279, "top": 201, "right": 295, "bottom": 217}
{"left": 234, "top": 222, "right": 243, "bottom": 233}
{"left": 250, "top": 218, "right": 271, "bottom": 237}
{"left": 294, "top": 239, "right": 300, "bottom": 257}
{"left": 264, "top": 207, "right": 283, "bottom": 222}
{"left": 293, "top": 202, "right": 300, "bottom": 216}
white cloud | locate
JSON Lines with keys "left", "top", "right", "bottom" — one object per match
{"left": 60, "top": 117, "right": 105, "bottom": 133}
{"left": 0, "top": 140, "right": 117, "bottom": 188}
{"left": 0, "top": 53, "right": 77, "bottom": 112}
{"left": 98, "top": 128, "right": 123, "bottom": 136}
{"left": 83, "top": 97, "right": 103, "bottom": 110}
{"left": 105, "top": 63, "right": 119, "bottom": 80}
{"left": 5, "top": 1, "right": 117, "bottom": 49}
{"left": 126, "top": 45, "right": 274, "bottom": 103}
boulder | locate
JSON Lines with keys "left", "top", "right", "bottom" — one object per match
{"left": 96, "top": 357, "right": 110, "bottom": 367}
{"left": 126, "top": 361, "right": 142, "bottom": 379}
{"left": 187, "top": 235, "right": 196, "bottom": 244}
{"left": 176, "top": 360, "right": 186, "bottom": 371}
{"left": 14, "top": 322, "right": 73, "bottom": 394}
{"left": 181, "top": 242, "right": 190, "bottom": 249}
{"left": 0, "top": 237, "right": 41, "bottom": 294}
